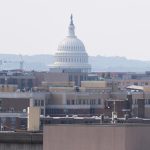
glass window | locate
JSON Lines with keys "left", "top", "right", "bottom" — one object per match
{"left": 41, "top": 108, "right": 44, "bottom": 115}
{"left": 83, "top": 100, "right": 85, "bottom": 105}
{"left": 78, "top": 99, "right": 81, "bottom": 105}
{"left": 34, "top": 100, "right": 37, "bottom": 106}
{"left": 41, "top": 100, "right": 44, "bottom": 106}
{"left": 38, "top": 100, "right": 40, "bottom": 106}
{"left": 67, "top": 100, "right": 70, "bottom": 105}
{"left": 98, "top": 99, "right": 101, "bottom": 105}
{"left": 72, "top": 100, "right": 75, "bottom": 105}
{"left": 148, "top": 99, "right": 150, "bottom": 105}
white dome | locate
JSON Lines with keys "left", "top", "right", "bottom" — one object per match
{"left": 49, "top": 15, "right": 91, "bottom": 73}
{"left": 57, "top": 37, "right": 85, "bottom": 52}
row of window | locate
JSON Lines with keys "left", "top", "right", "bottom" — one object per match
{"left": 0, "top": 79, "right": 33, "bottom": 87}
{"left": 119, "top": 82, "right": 149, "bottom": 86}
{"left": 66, "top": 99, "right": 101, "bottom": 105}
{"left": 34, "top": 100, "right": 44, "bottom": 106}
{"left": 69, "top": 75, "right": 87, "bottom": 81}
{"left": 145, "top": 99, "right": 150, "bottom": 105}
{"left": 58, "top": 45, "right": 84, "bottom": 51}
{"left": 56, "top": 57, "right": 87, "bottom": 63}
{"left": 133, "top": 99, "right": 150, "bottom": 105}
{"left": 46, "top": 108, "right": 96, "bottom": 115}
{"left": 56, "top": 52, "right": 86, "bottom": 56}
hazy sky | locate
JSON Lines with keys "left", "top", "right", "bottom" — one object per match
{"left": 0, "top": 0, "right": 150, "bottom": 60}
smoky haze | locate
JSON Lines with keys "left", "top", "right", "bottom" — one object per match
{"left": 0, "top": 0, "right": 150, "bottom": 60}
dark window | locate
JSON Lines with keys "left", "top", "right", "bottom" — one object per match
{"left": 86, "top": 100, "right": 89, "bottom": 104}
{"left": 98, "top": 99, "right": 101, "bottom": 104}
{"left": 83, "top": 100, "right": 85, "bottom": 104}
{"left": 38, "top": 100, "right": 40, "bottom": 106}
{"left": 134, "top": 82, "right": 138, "bottom": 85}
{"left": 28, "top": 79, "right": 33, "bottom": 88}
{"left": 69, "top": 75, "right": 73, "bottom": 81}
{"left": 41, "top": 108, "right": 44, "bottom": 115}
{"left": 67, "top": 100, "right": 70, "bottom": 105}
{"left": 72, "top": 100, "right": 75, "bottom": 105}
{"left": 0, "top": 79, "right": 5, "bottom": 84}
{"left": 34, "top": 100, "right": 37, "bottom": 106}
{"left": 41, "top": 100, "right": 44, "bottom": 106}
{"left": 90, "top": 108, "right": 95, "bottom": 114}
{"left": 21, "top": 79, "right": 25, "bottom": 89}
{"left": 80, "top": 75, "right": 83, "bottom": 81}
{"left": 78, "top": 99, "right": 81, "bottom": 104}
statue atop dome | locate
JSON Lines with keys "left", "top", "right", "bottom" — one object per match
{"left": 68, "top": 14, "right": 75, "bottom": 37}
{"left": 70, "top": 14, "right": 74, "bottom": 25}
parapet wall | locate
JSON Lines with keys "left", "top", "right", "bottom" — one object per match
{"left": 44, "top": 124, "right": 150, "bottom": 150}
{"left": 0, "top": 132, "right": 43, "bottom": 150}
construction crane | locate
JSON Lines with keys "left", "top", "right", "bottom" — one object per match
{"left": 0, "top": 55, "right": 24, "bottom": 71}
{"left": 19, "top": 54, "right": 24, "bottom": 71}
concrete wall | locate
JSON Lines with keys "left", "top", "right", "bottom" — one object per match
{"left": 81, "top": 81, "right": 107, "bottom": 88}
{"left": 44, "top": 124, "right": 150, "bottom": 150}
{"left": 0, "top": 143, "right": 42, "bottom": 150}
{"left": 145, "top": 106, "right": 150, "bottom": 118}
{"left": 0, "top": 132, "right": 42, "bottom": 150}
{"left": 27, "top": 107, "right": 40, "bottom": 131}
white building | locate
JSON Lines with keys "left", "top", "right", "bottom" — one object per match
{"left": 49, "top": 15, "right": 91, "bottom": 73}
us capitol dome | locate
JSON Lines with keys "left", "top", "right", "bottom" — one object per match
{"left": 49, "top": 15, "right": 91, "bottom": 73}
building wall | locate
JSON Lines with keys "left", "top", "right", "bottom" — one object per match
{"left": 145, "top": 106, "right": 150, "bottom": 118}
{"left": 46, "top": 91, "right": 110, "bottom": 116}
{"left": 0, "top": 132, "right": 42, "bottom": 150}
{"left": 27, "top": 107, "right": 40, "bottom": 131}
{"left": 0, "top": 98, "right": 29, "bottom": 112}
{"left": 0, "top": 85, "right": 17, "bottom": 92}
{"left": 0, "top": 75, "right": 35, "bottom": 90}
{"left": 0, "top": 143, "right": 42, "bottom": 150}
{"left": 44, "top": 124, "right": 150, "bottom": 150}
{"left": 81, "top": 81, "right": 107, "bottom": 88}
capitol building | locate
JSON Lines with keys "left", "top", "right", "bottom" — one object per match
{"left": 49, "top": 15, "right": 91, "bottom": 73}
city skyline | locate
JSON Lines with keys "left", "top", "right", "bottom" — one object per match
{"left": 0, "top": 0, "right": 150, "bottom": 60}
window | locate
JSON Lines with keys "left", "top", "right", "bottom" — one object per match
{"left": 145, "top": 99, "right": 148, "bottom": 105}
{"left": 34, "top": 100, "right": 37, "bottom": 106}
{"left": 90, "top": 100, "right": 92, "bottom": 105}
{"left": 134, "top": 99, "right": 137, "bottom": 105}
{"left": 93, "top": 99, "right": 96, "bottom": 105}
{"left": 98, "top": 99, "right": 101, "bottom": 105}
{"left": 69, "top": 75, "right": 73, "bottom": 81}
{"left": 38, "top": 100, "right": 40, "bottom": 106}
{"left": 67, "top": 100, "right": 70, "bottom": 105}
{"left": 83, "top": 100, "right": 85, "bottom": 105}
{"left": 134, "top": 82, "right": 138, "bottom": 86}
{"left": 90, "top": 108, "right": 95, "bottom": 114}
{"left": 72, "top": 100, "right": 75, "bottom": 105}
{"left": 41, "top": 108, "right": 44, "bottom": 115}
{"left": 90, "top": 99, "right": 95, "bottom": 105}
{"left": 86, "top": 100, "right": 89, "bottom": 105}
{"left": 148, "top": 99, "right": 150, "bottom": 105}
{"left": 41, "top": 100, "right": 44, "bottom": 106}
{"left": 78, "top": 99, "right": 81, "bottom": 105}
{"left": 75, "top": 100, "right": 78, "bottom": 105}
